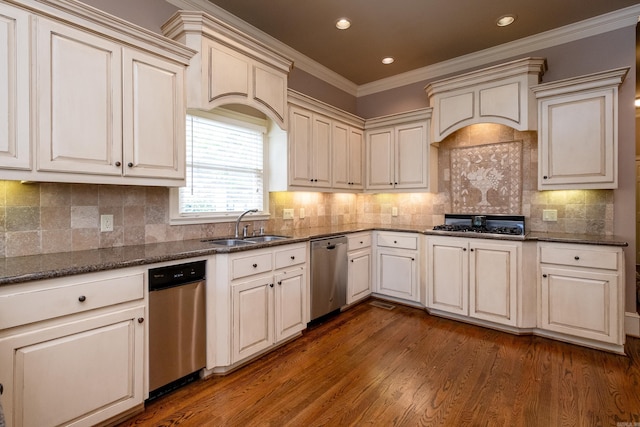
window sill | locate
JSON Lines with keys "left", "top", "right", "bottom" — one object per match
{"left": 169, "top": 212, "right": 271, "bottom": 226}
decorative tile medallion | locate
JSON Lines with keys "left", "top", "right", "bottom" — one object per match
{"left": 451, "top": 141, "right": 522, "bottom": 214}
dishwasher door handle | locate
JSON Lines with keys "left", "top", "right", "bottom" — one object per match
{"left": 326, "top": 244, "right": 336, "bottom": 250}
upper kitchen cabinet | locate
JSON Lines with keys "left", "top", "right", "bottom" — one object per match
{"left": 0, "top": 4, "right": 30, "bottom": 170}
{"left": 1, "top": 0, "right": 195, "bottom": 186}
{"left": 162, "top": 11, "right": 292, "bottom": 130}
{"left": 531, "top": 68, "right": 628, "bottom": 190}
{"left": 425, "top": 57, "right": 546, "bottom": 143}
{"left": 365, "top": 108, "right": 437, "bottom": 192}
{"left": 270, "top": 90, "right": 365, "bottom": 192}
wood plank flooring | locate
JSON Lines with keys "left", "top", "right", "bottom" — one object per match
{"left": 117, "top": 300, "right": 640, "bottom": 426}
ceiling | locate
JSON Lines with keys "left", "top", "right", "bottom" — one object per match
{"left": 205, "top": 0, "right": 639, "bottom": 86}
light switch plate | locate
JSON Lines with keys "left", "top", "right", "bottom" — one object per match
{"left": 100, "top": 214, "right": 114, "bottom": 232}
{"left": 283, "top": 208, "right": 294, "bottom": 220}
{"left": 392, "top": 207, "right": 398, "bottom": 217}
{"left": 542, "top": 209, "right": 557, "bottom": 222}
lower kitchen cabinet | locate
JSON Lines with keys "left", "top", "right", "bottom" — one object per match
{"left": 0, "top": 269, "right": 146, "bottom": 427}
{"left": 347, "top": 232, "right": 372, "bottom": 304}
{"left": 210, "top": 243, "right": 308, "bottom": 371}
{"left": 538, "top": 242, "right": 625, "bottom": 350}
{"left": 427, "top": 236, "right": 534, "bottom": 328}
{"left": 374, "top": 232, "right": 419, "bottom": 302}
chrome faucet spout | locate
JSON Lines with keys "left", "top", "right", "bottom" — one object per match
{"left": 235, "top": 209, "right": 258, "bottom": 238}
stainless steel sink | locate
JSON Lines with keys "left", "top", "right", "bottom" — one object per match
{"left": 202, "top": 238, "right": 256, "bottom": 247}
{"left": 246, "top": 235, "right": 290, "bottom": 243}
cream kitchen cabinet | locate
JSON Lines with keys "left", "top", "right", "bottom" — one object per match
{"left": 209, "top": 243, "right": 308, "bottom": 372}
{"left": 365, "top": 109, "right": 437, "bottom": 192}
{"left": 333, "top": 122, "right": 364, "bottom": 190}
{"left": 425, "top": 57, "right": 546, "bottom": 143}
{"left": 34, "top": 17, "right": 189, "bottom": 186}
{"left": 287, "top": 105, "right": 332, "bottom": 189}
{"left": 374, "top": 232, "right": 420, "bottom": 303}
{"left": 0, "top": 4, "right": 30, "bottom": 170}
{"left": 427, "top": 236, "right": 535, "bottom": 328}
{"left": 538, "top": 242, "right": 625, "bottom": 352}
{"left": 162, "top": 11, "right": 292, "bottom": 130}
{"left": 0, "top": 269, "right": 146, "bottom": 427}
{"left": 347, "top": 232, "right": 372, "bottom": 304}
{"left": 531, "top": 68, "right": 628, "bottom": 190}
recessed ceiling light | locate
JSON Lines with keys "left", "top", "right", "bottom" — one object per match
{"left": 382, "top": 57, "right": 395, "bottom": 65}
{"left": 336, "top": 18, "right": 351, "bottom": 30}
{"left": 496, "top": 14, "right": 516, "bottom": 27}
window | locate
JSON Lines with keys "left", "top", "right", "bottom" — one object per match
{"left": 170, "top": 109, "right": 269, "bottom": 224}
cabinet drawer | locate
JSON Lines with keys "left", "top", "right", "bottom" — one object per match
{"left": 377, "top": 233, "right": 417, "bottom": 250}
{"left": 539, "top": 245, "right": 619, "bottom": 270}
{"left": 0, "top": 273, "right": 144, "bottom": 330}
{"left": 274, "top": 245, "right": 306, "bottom": 270}
{"left": 231, "top": 252, "right": 273, "bottom": 279}
{"left": 348, "top": 233, "right": 372, "bottom": 251}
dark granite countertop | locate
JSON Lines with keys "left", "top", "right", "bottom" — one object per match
{"left": 0, "top": 224, "right": 627, "bottom": 286}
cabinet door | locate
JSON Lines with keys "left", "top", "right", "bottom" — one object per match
{"left": 288, "top": 106, "right": 314, "bottom": 187}
{"left": 538, "top": 89, "right": 616, "bottom": 189}
{"left": 348, "top": 250, "right": 371, "bottom": 304}
{"left": 395, "top": 122, "right": 428, "bottom": 189}
{"left": 35, "top": 18, "right": 122, "bottom": 176}
{"left": 366, "top": 128, "right": 394, "bottom": 190}
{"left": 540, "top": 266, "right": 621, "bottom": 344}
{"left": 469, "top": 241, "right": 517, "bottom": 326}
{"left": 312, "top": 114, "right": 332, "bottom": 187}
{"left": 122, "top": 49, "right": 185, "bottom": 181}
{"left": 332, "top": 122, "right": 350, "bottom": 189}
{"left": 427, "top": 238, "right": 468, "bottom": 315}
{"left": 348, "top": 127, "right": 364, "bottom": 188}
{"left": 0, "top": 5, "right": 30, "bottom": 170}
{"left": 0, "top": 306, "right": 144, "bottom": 427}
{"left": 232, "top": 276, "right": 274, "bottom": 362}
{"left": 274, "top": 268, "right": 306, "bottom": 342}
{"left": 376, "top": 249, "right": 418, "bottom": 301}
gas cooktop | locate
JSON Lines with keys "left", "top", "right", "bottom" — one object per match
{"left": 430, "top": 214, "right": 526, "bottom": 239}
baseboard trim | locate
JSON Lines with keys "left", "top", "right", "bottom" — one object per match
{"left": 625, "top": 311, "right": 640, "bottom": 337}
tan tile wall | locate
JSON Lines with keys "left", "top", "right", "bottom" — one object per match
{"left": 0, "top": 123, "right": 614, "bottom": 257}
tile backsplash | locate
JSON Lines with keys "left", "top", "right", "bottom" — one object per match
{"left": 0, "top": 124, "right": 614, "bottom": 257}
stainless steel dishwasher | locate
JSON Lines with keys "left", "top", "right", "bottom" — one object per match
{"left": 148, "top": 260, "right": 206, "bottom": 399}
{"left": 310, "top": 236, "right": 348, "bottom": 322}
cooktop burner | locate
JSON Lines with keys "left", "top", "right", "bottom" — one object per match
{"left": 431, "top": 214, "right": 525, "bottom": 238}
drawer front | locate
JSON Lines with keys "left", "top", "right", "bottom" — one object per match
{"left": 274, "top": 245, "right": 306, "bottom": 270}
{"left": 377, "top": 233, "right": 418, "bottom": 250}
{"left": 0, "top": 273, "right": 144, "bottom": 330}
{"left": 232, "top": 252, "right": 273, "bottom": 279}
{"left": 540, "top": 245, "right": 619, "bottom": 270}
{"left": 348, "top": 233, "right": 372, "bottom": 251}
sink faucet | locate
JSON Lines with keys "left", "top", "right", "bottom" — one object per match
{"left": 235, "top": 209, "right": 258, "bottom": 238}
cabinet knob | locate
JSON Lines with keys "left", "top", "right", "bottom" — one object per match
{"left": 543, "top": 176, "right": 548, "bottom": 179}
{"left": 278, "top": 281, "right": 282, "bottom": 285}
{"left": 269, "top": 283, "right": 274, "bottom": 288}
{"left": 394, "top": 241, "right": 397, "bottom": 244}
{"left": 470, "top": 248, "right": 474, "bottom": 252}
{"left": 115, "top": 161, "right": 121, "bottom": 167}
{"left": 360, "top": 241, "right": 363, "bottom": 244}
{"left": 389, "top": 182, "right": 393, "bottom": 185}
{"left": 574, "top": 256, "right": 580, "bottom": 260}
{"left": 291, "top": 256, "right": 295, "bottom": 260}
{"left": 543, "top": 274, "right": 548, "bottom": 278}
{"left": 463, "top": 248, "right": 467, "bottom": 251}
{"left": 351, "top": 259, "right": 354, "bottom": 263}
{"left": 127, "top": 162, "right": 134, "bottom": 168}
{"left": 253, "top": 263, "right": 258, "bottom": 268}
{"left": 0, "top": 382, "right": 3, "bottom": 395}
{"left": 411, "top": 258, "right": 415, "bottom": 261}
{"left": 78, "top": 295, "right": 86, "bottom": 302}
{"left": 395, "top": 182, "right": 398, "bottom": 185}
{"left": 137, "top": 317, "right": 144, "bottom": 323}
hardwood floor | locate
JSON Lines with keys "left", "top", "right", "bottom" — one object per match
{"left": 118, "top": 300, "right": 640, "bottom": 426}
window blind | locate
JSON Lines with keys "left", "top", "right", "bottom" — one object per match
{"left": 180, "top": 114, "right": 265, "bottom": 214}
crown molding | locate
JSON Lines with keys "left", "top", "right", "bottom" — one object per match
{"left": 166, "top": 0, "right": 640, "bottom": 98}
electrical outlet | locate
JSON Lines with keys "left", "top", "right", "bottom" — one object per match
{"left": 392, "top": 207, "right": 398, "bottom": 217}
{"left": 100, "top": 214, "right": 114, "bottom": 232}
{"left": 283, "top": 208, "right": 294, "bottom": 220}
{"left": 300, "top": 208, "right": 305, "bottom": 219}
{"left": 542, "top": 209, "right": 557, "bottom": 222}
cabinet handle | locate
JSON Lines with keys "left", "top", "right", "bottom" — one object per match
{"left": 78, "top": 295, "right": 86, "bottom": 302}
{"left": 0, "top": 383, "right": 3, "bottom": 395}
{"left": 291, "top": 256, "right": 295, "bottom": 260}
{"left": 269, "top": 283, "right": 274, "bottom": 288}
{"left": 278, "top": 281, "right": 282, "bottom": 285}
{"left": 137, "top": 317, "right": 144, "bottom": 324}
{"left": 574, "top": 256, "right": 580, "bottom": 260}
{"left": 127, "top": 162, "right": 133, "bottom": 167}
{"left": 253, "top": 263, "right": 258, "bottom": 268}
{"left": 115, "top": 161, "right": 121, "bottom": 167}
{"left": 543, "top": 274, "right": 548, "bottom": 278}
